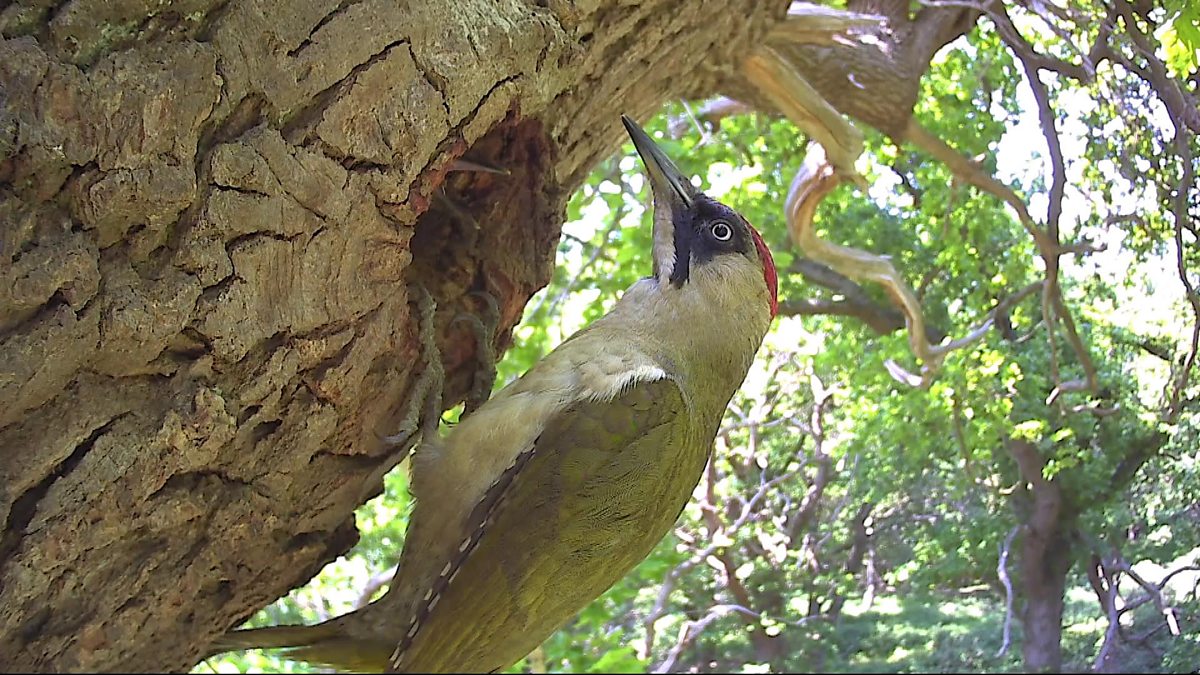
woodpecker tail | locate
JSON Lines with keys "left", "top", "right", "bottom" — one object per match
{"left": 205, "top": 623, "right": 393, "bottom": 673}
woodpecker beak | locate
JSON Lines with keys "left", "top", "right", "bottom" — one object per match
{"left": 622, "top": 116, "right": 696, "bottom": 209}
{"left": 622, "top": 115, "right": 697, "bottom": 285}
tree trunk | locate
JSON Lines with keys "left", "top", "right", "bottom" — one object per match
{"left": 1018, "top": 511, "right": 1074, "bottom": 672}
{"left": 1007, "top": 438, "right": 1076, "bottom": 672}
{"left": 0, "top": 1, "right": 784, "bottom": 670}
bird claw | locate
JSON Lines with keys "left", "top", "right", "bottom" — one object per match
{"left": 381, "top": 285, "right": 501, "bottom": 454}
{"left": 383, "top": 285, "right": 445, "bottom": 453}
{"left": 452, "top": 290, "right": 501, "bottom": 418}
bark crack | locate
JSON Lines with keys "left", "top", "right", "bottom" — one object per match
{"left": 408, "top": 44, "right": 452, "bottom": 119}
{"left": 149, "top": 468, "right": 266, "bottom": 502}
{"left": 224, "top": 231, "right": 306, "bottom": 257}
{"left": 210, "top": 183, "right": 270, "bottom": 198}
{"left": 0, "top": 413, "right": 127, "bottom": 573}
{"left": 281, "top": 38, "right": 411, "bottom": 143}
{"left": 287, "top": 0, "right": 366, "bottom": 58}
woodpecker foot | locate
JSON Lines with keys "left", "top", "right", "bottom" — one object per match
{"left": 433, "top": 191, "right": 479, "bottom": 230}
{"left": 384, "top": 285, "right": 445, "bottom": 454}
{"left": 452, "top": 290, "right": 501, "bottom": 418}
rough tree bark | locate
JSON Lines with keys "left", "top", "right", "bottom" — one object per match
{"left": 0, "top": 1, "right": 784, "bottom": 670}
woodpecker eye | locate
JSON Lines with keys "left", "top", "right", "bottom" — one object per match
{"left": 710, "top": 221, "right": 733, "bottom": 242}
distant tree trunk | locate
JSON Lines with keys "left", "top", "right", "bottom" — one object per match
{"left": 0, "top": 1, "right": 784, "bottom": 670}
{"left": 1007, "top": 438, "right": 1076, "bottom": 672}
{"left": 1018, "top": 513, "right": 1075, "bottom": 672}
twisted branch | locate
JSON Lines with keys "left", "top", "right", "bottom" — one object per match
{"left": 783, "top": 144, "right": 995, "bottom": 385}
{"left": 740, "top": 45, "right": 867, "bottom": 184}
{"left": 996, "top": 525, "right": 1020, "bottom": 658}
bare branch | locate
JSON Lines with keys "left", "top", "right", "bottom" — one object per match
{"left": 1056, "top": 238, "right": 1107, "bottom": 256}
{"left": 1087, "top": 554, "right": 1122, "bottom": 671}
{"left": 648, "top": 434, "right": 808, "bottom": 666}
{"left": 781, "top": 147, "right": 1060, "bottom": 385}
{"left": 993, "top": 281, "right": 1044, "bottom": 339}
{"left": 641, "top": 559, "right": 683, "bottom": 660}
{"left": 740, "top": 45, "right": 867, "bottom": 182}
{"left": 667, "top": 96, "right": 748, "bottom": 138}
{"left": 1015, "top": 31, "right": 1101, "bottom": 399}
{"left": 917, "top": 0, "right": 1115, "bottom": 84}
{"left": 1112, "top": 0, "right": 1200, "bottom": 135}
{"left": 1114, "top": 557, "right": 1183, "bottom": 637}
{"left": 1158, "top": 564, "right": 1200, "bottom": 590}
{"left": 653, "top": 603, "right": 821, "bottom": 674}
{"left": 769, "top": 2, "right": 887, "bottom": 46}
{"left": 785, "top": 146, "right": 947, "bottom": 384}
{"left": 1066, "top": 402, "right": 1120, "bottom": 417}
{"left": 716, "top": 0, "right": 1183, "bottom": 400}
{"left": 900, "top": 120, "right": 1046, "bottom": 246}
{"left": 1167, "top": 126, "right": 1199, "bottom": 421}
{"left": 674, "top": 100, "right": 717, "bottom": 146}
{"left": 779, "top": 258, "right": 912, "bottom": 335}
{"left": 356, "top": 565, "right": 398, "bottom": 609}
{"left": 996, "top": 525, "right": 1020, "bottom": 658}
{"left": 779, "top": 296, "right": 905, "bottom": 334}
{"left": 653, "top": 604, "right": 738, "bottom": 674}
{"left": 527, "top": 162, "right": 626, "bottom": 321}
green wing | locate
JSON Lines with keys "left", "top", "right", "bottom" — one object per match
{"left": 396, "top": 377, "right": 707, "bottom": 673}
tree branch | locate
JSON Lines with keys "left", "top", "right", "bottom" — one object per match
{"left": 784, "top": 145, "right": 1000, "bottom": 386}
{"left": 739, "top": 45, "right": 867, "bottom": 182}
{"left": 1014, "top": 29, "right": 1101, "bottom": 401}
{"left": 1115, "top": 557, "right": 1183, "bottom": 636}
{"left": 779, "top": 258, "right": 915, "bottom": 336}
{"left": 771, "top": 1, "right": 887, "bottom": 45}
{"left": 1166, "top": 112, "right": 1199, "bottom": 422}
{"left": 355, "top": 565, "right": 398, "bottom": 609}
{"left": 667, "top": 97, "right": 754, "bottom": 139}
{"left": 1112, "top": 0, "right": 1200, "bottom": 136}
{"left": 1087, "top": 553, "right": 1122, "bottom": 671}
{"left": 900, "top": 121, "right": 1047, "bottom": 244}
{"left": 996, "top": 525, "right": 1020, "bottom": 658}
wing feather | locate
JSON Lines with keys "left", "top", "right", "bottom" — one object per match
{"left": 394, "top": 376, "right": 707, "bottom": 673}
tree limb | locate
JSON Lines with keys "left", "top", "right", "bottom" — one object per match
{"left": 740, "top": 46, "right": 867, "bottom": 183}
{"left": 900, "top": 121, "right": 1044, "bottom": 243}
{"left": 1087, "top": 553, "right": 1122, "bottom": 671}
{"left": 1014, "top": 30, "right": 1101, "bottom": 401}
{"left": 667, "top": 97, "right": 752, "bottom": 139}
{"left": 356, "top": 565, "right": 398, "bottom": 610}
{"left": 1112, "top": 0, "right": 1200, "bottom": 136}
{"left": 996, "top": 525, "right": 1020, "bottom": 658}
{"left": 1166, "top": 112, "right": 1199, "bottom": 422}
{"left": 770, "top": 1, "right": 887, "bottom": 45}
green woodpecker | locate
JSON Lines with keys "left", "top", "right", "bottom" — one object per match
{"left": 208, "top": 115, "right": 778, "bottom": 672}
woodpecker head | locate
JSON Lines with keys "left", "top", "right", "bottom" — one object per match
{"left": 621, "top": 115, "right": 778, "bottom": 318}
